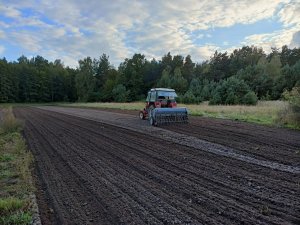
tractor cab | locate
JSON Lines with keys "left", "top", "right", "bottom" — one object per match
{"left": 146, "top": 88, "right": 178, "bottom": 109}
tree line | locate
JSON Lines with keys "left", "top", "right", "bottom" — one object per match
{"left": 0, "top": 45, "right": 300, "bottom": 105}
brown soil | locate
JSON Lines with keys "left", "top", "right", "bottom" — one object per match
{"left": 89, "top": 107, "right": 300, "bottom": 166}
{"left": 14, "top": 107, "right": 300, "bottom": 225}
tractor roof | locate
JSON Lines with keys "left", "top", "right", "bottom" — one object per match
{"left": 150, "top": 88, "right": 175, "bottom": 92}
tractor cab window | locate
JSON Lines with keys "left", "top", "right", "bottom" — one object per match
{"left": 150, "top": 91, "right": 156, "bottom": 102}
{"left": 157, "top": 91, "right": 177, "bottom": 100}
{"left": 157, "top": 95, "right": 166, "bottom": 100}
{"left": 146, "top": 92, "right": 151, "bottom": 101}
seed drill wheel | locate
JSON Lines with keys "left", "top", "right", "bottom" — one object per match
{"left": 149, "top": 107, "right": 157, "bottom": 126}
{"left": 149, "top": 116, "right": 157, "bottom": 126}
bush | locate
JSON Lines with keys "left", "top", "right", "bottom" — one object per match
{"left": 278, "top": 86, "right": 300, "bottom": 127}
{"left": 112, "top": 84, "right": 130, "bottom": 102}
{"left": 225, "top": 91, "right": 239, "bottom": 105}
{"left": 283, "top": 86, "right": 300, "bottom": 108}
{"left": 209, "top": 77, "right": 257, "bottom": 105}
{"left": 182, "top": 90, "right": 201, "bottom": 104}
{"left": 209, "top": 91, "right": 222, "bottom": 105}
{"left": 242, "top": 91, "right": 258, "bottom": 105}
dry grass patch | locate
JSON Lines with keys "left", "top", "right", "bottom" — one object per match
{"left": 180, "top": 101, "right": 288, "bottom": 125}
{"left": 60, "top": 102, "right": 145, "bottom": 111}
{"left": 59, "top": 101, "right": 294, "bottom": 127}
{"left": 0, "top": 108, "right": 23, "bottom": 134}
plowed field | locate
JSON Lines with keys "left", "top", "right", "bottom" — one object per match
{"left": 14, "top": 107, "right": 300, "bottom": 225}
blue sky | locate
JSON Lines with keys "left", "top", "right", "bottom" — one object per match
{"left": 192, "top": 19, "right": 283, "bottom": 46}
{"left": 0, "top": 0, "right": 299, "bottom": 68}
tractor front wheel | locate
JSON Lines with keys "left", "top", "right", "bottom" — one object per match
{"left": 139, "top": 111, "right": 145, "bottom": 120}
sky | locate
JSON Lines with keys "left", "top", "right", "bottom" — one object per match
{"left": 0, "top": 0, "right": 300, "bottom": 68}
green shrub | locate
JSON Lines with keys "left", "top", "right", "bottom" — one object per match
{"left": 209, "top": 77, "right": 257, "bottom": 105}
{"left": 182, "top": 90, "right": 201, "bottom": 104}
{"left": 278, "top": 86, "right": 300, "bottom": 127}
{"left": 112, "top": 84, "right": 130, "bottom": 102}
{"left": 242, "top": 91, "right": 258, "bottom": 105}
{"left": 209, "top": 91, "right": 222, "bottom": 105}
{"left": 283, "top": 86, "right": 300, "bottom": 108}
{"left": 225, "top": 91, "right": 239, "bottom": 105}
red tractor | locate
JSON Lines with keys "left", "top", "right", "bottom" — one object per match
{"left": 139, "top": 88, "right": 188, "bottom": 126}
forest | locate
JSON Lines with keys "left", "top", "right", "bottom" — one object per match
{"left": 0, "top": 45, "right": 300, "bottom": 105}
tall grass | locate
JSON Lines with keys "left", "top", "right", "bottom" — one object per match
{"left": 60, "top": 102, "right": 145, "bottom": 110}
{"left": 0, "top": 108, "right": 24, "bottom": 134}
{"left": 59, "top": 101, "right": 289, "bottom": 127}
{"left": 181, "top": 101, "right": 288, "bottom": 125}
{"left": 0, "top": 107, "right": 33, "bottom": 225}
{"left": 0, "top": 198, "right": 24, "bottom": 214}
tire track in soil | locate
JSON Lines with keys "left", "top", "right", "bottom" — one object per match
{"left": 15, "top": 107, "right": 300, "bottom": 225}
{"left": 165, "top": 118, "right": 300, "bottom": 167}
{"left": 40, "top": 108, "right": 300, "bottom": 221}
{"left": 87, "top": 107, "right": 300, "bottom": 166}
{"left": 20, "top": 112, "right": 121, "bottom": 225}
{"left": 38, "top": 108, "right": 299, "bottom": 204}
{"left": 36, "top": 106, "right": 300, "bottom": 174}
{"left": 28, "top": 109, "right": 290, "bottom": 223}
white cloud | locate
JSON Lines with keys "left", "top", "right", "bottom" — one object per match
{"left": 0, "top": 0, "right": 299, "bottom": 67}
{"left": 141, "top": 0, "right": 287, "bottom": 31}
{"left": 52, "top": 28, "right": 66, "bottom": 38}
{"left": 0, "top": 21, "right": 10, "bottom": 29}
{"left": 279, "top": 0, "right": 300, "bottom": 48}
{"left": 16, "top": 17, "right": 49, "bottom": 28}
{"left": 278, "top": 0, "right": 300, "bottom": 27}
{"left": 0, "top": 5, "right": 21, "bottom": 18}
{"left": 290, "top": 31, "right": 300, "bottom": 48}
{"left": 0, "top": 45, "right": 4, "bottom": 55}
{"left": 242, "top": 26, "right": 300, "bottom": 51}
{"left": 124, "top": 0, "right": 287, "bottom": 61}
{"left": 229, "top": 0, "right": 300, "bottom": 52}
{"left": 10, "top": 31, "right": 42, "bottom": 52}
{"left": 0, "top": 30, "right": 5, "bottom": 39}
{"left": 59, "top": 55, "right": 78, "bottom": 68}
{"left": 192, "top": 45, "right": 220, "bottom": 61}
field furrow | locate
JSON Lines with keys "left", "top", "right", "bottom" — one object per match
{"left": 14, "top": 107, "right": 300, "bottom": 225}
